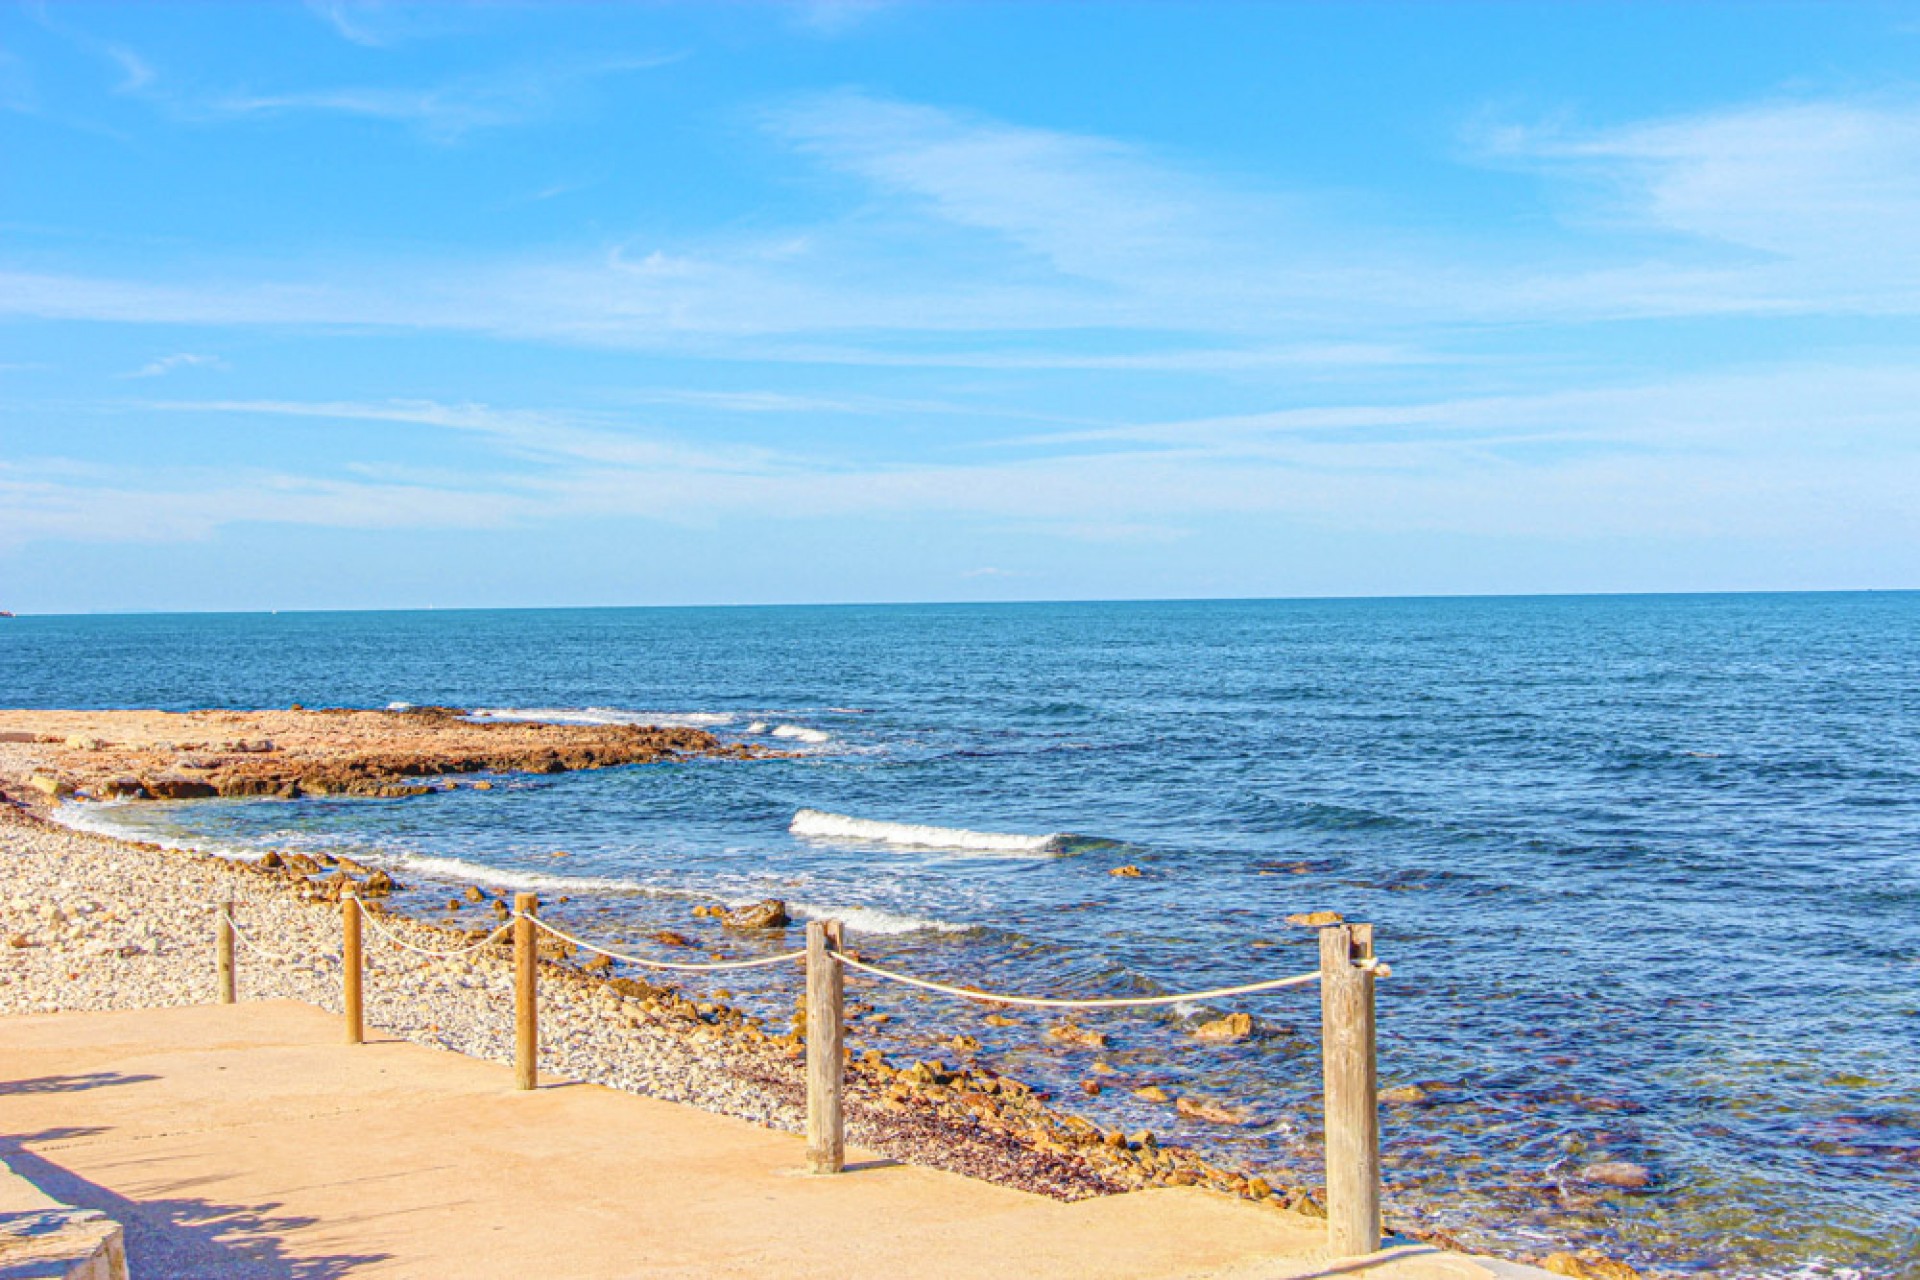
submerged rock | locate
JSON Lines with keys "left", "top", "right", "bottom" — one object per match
{"left": 1544, "top": 1251, "right": 1641, "bottom": 1279}
{"left": 1579, "top": 1161, "right": 1653, "bottom": 1190}
{"left": 1175, "top": 1095, "right": 1249, "bottom": 1125}
{"left": 1046, "top": 1022, "right": 1108, "bottom": 1050}
{"left": 1192, "top": 1012, "right": 1253, "bottom": 1043}
{"left": 722, "top": 899, "right": 790, "bottom": 930}
{"left": 1284, "top": 910, "right": 1344, "bottom": 928}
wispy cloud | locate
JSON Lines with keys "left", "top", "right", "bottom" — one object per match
{"left": 209, "top": 54, "right": 683, "bottom": 141}
{"left": 150, "top": 398, "right": 784, "bottom": 474}
{"left": 104, "top": 44, "right": 152, "bottom": 94}
{"left": 0, "top": 461, "right": 529, "bottom": 549}
{"left": 11, "top": 88, "right": 1920, "bottom": 365}
{"left": 121, "top": 352, "right": 225, "bottom": 379}
{"left": 790, "top": 0, "right": 895, "bottom": 37}
{"left": 1476, "top": 97, "right": 1920, "bottom": 314}
{"left": 303, "top": 0, "right": 390, "bottom": 49}
{"left": 771, "top": 90, "right": 1246, "bottom": 287}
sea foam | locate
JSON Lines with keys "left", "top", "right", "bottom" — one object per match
{"left": 771, "top": 724, "right": 831, "bottom": 744}
{"left": 465, "top": 707, "right": 736, "bottom": 729}
{"left": 789, "top": 808, "right": 1075, "bottom": 856}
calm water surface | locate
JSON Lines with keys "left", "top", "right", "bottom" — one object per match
{"left": 5, "top": 595, "right": 1916, "bottom": 1277}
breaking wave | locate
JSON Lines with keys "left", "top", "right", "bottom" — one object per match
{"left": 387, "top": 853, "right": 652, "bottom": 894}
{"left": 771, "top": 724, "right": 831, "bottom": 744}
{"left": 464, "top": 707, "right": 736, "bottom": 729}
{"left": 789, "top": 808, "right": 1088, "bottom": 856}
{"left": 789, "top": 901, "right": 972, "bottom": 936}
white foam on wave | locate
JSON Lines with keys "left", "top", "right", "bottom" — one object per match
{"left": 387, "top": 701, "right": 414, "bottom": 711}
{"left": 790, "top": 808, "right": 1070, "bottom": 856}
{"left": 465, "top": 707, "right": 737, "bottom": 729}
{"left": 389, "top": 853, "right": 650, "bottom": 894}
{"left": 771, "top": 724, "right": 831, "bottom": 744}
{"left": 789, "top": 901, "right": 971, "bottom": 936}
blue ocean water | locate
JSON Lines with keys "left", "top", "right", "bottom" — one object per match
{"left": 4, "top": 595, "right": 1916, "bottom": 1277}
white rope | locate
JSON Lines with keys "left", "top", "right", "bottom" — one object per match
{"left": 355, "top": 907, "right": 512, "bottom": 959}
{"left": 527, "top": 915, "right": 807, "bottom": 973}
{"left": 219, "top": 906, "right": 331, "bottom": 966}
{"left": 831, "top": 952, "right": 1326, "bottom": 1009}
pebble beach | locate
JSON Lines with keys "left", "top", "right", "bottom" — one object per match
{"left": 0, "top": 792, "right": 1335, "bottom": 1217}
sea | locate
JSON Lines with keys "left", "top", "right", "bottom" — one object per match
{"left": 4, "top": 594, "right": 1915, "bottom": 1278}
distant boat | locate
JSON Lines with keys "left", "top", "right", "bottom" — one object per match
{"left": 0, "top": 610, "right": 13, "bottom": 618}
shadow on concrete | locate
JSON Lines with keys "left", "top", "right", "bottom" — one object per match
{"left": 0, "top": 1072, "right": 159, "bottom": 1096}
{"left": 1, "top": 1129, "right": 390, "bottom": 1278}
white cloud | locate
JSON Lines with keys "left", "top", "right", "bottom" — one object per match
{"left": 0, "top": 462, "right": 528, "bottom": 549}
{"left": 790, "top": 0, "right": 894, "bottom": 37}
{"left": 209, "top": 54, "right": 681, "bottom": 141}
{"left": 121, "top": 352, "right": 224, "bottom": 379}
{"left": 303, "top": 0, "right": 390, "bottom": 48}
{"left": 10, "top": 90, "right": 1920, "bottom": 363}
{"left": 770, "top": 90, "right": 1247, "bottom": 288}
{"left": 105, "top": 45, "right": 152, "bottom": 94}
{"left": 1477, "top": 98, "right": 1920, "bottom": 314}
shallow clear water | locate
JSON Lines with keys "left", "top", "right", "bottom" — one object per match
{"left": 5, "top": 596, "right": 1917, "bottom": 1277}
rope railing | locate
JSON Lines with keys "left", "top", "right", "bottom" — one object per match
{"left": 208, "top": 889, "right": 1390, "bottom": 1261}
{"left": 217, "top": 903, "right": 332, "bottom": 966}
{"left": 357, "top": 908, "right": 513, "bottom": 960}
{"left": 831, "top": 950, "right": 1325, "bottom": 1009}
{"left": 526, "top": 914, "right": 807, "bottom": 973}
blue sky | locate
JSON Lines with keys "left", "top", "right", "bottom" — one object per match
{"left": 4, "top": 1, "right": 1920, "bottom": 612}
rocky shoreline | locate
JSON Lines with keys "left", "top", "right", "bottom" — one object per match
{"left": 0, "top": 791, "right": 1331, "bottom": 1208}
{"left": 0, "top": 706, "right": 764, "bottom": 802}
{"left": 0, "top": 722, "right": 1642, "bottom": 1280}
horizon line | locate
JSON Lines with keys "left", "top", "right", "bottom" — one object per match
{"left": 6, "top": 585, "right": 1915, "bottom": 620}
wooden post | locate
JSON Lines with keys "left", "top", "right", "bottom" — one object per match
{"left": 342, "top": 889, "right": 364, "bottom": 1045}
{"left": 1320, "top": 922, "right": 1380, "bottom": 1258}
{"left": 514, "top": 892, "right": 539, "bottom": 1091}
{"left": 805, "top": 919, "right": 846, "bottom": 1174}
{"left": 215, "top": 900, "right": 236, "bottom": 1005}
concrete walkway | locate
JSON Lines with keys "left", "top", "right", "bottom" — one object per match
{"left": 0, "top": 1002, "right": 1541, "bottom": 1279}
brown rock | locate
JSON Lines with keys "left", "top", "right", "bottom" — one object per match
{"left": 1580, "top": 1161, "right": 1653, "bottom": 1190}
{"left": 1544, "top": 1252, "right": 1641, "bottom": 1280}
{"left": 144, "top": 775, "right": 217, "bottom": 799}
{"left": 1046, "top": 1022, "right": 1108, "bottom": 1050}
{"left": 26, "top": 773, "right": 71, "bottom": 798}
{"left": 722, "top": 899, "right": 790, "bottom": 930}
{"left": 285, "top": 853, "right": 322, "bottom": 875}
{"left": 1285, "top": 910, "right": 1344, "bottom": 928}
{"left": 1132, "top": 1085, "right": 1172, "bottom": 1103}
{"left": 471, "top": 781, "right": 494, "bottom": 791}
{"left": 651, "top": 930, "right": 694, "bottom": 947}
{"left": 98, "top": 777, "right": 149, "bottom": 799}
{"left": 1109, "top": 865, "right": 1143, "bottom": 878}
{"left": 1193, "top": 1012, "right": 1253, "bottom": 1042}
{"left": 464, "top": 885, "right": 485, "bottom": 903}
{"left": 6, "top": 934, "right": 30, "bottom": 948}
{"left": 981, "top": 1012, "right": 1017, "bottom": 1027}
{"left": 1381, "top": 1084, "right": 1430, "bottom": 1105}
{"left": 362, "top": 870, "right": 397, "bottom": 896}
{"left": 1175, "top": 1095, "right": 1249, "bottom": 1125}
{"left": 259, "top": 852, "right": 285, "bottom": 870}
{"left": 583, "top": 954, "right": 613, "bottom": 972}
